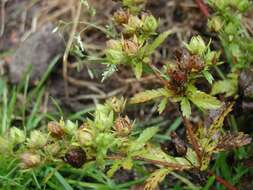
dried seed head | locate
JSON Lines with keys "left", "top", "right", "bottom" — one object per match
{"left": 113, "top": 9, "right": 129, "bottom": 25}
{"left": 115, "top": 116, "right": 133, "bottom": 136}
{"left": 48, "top": 121, "right": 64, "bottom": 138}
{"left": 167, "top": 66, "right": 187, "bottom": 87}
{"left": 20, "top": 152, "right": 41, "bottom": 169}
{"left": 123, "top": 39, "right": 139, "bottom": 55}
{"left": 187, "top": 55, "right": 204, "bottom": 72}
{"left": 64, "top": 148, "right": 86, "bottom": 168}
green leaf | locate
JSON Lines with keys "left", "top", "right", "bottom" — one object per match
{"left": 107, "top": 160, "right": 122, "bottom": 177}
{"left": 102, "top": 64, "right": 118, "bottom": 82}
{"left": 133, "top": 62, "right": 143, "bottom": 79}
{"left": 158, "top": 98, "right": 168, "bottom": 114}
{"left": 144, "top": 168, "right": 171, "bottom": 190}
{"left": 203, "top": 176, "right": 216, "bottom": 190}
{"left": 180, "top": 98, "right": 191, "bottom": 118}
{"left": 188, "top": 90, "right": 221, "bottom": 110}
{"left": 130, "top": 88, "right": 171, "bottom": 104}
{"left": 138, "top": 145, "right": 192, "bottom": 167}
{"left": 129, "top": 127, "right": 159, "bottom": 152}
{"left": 202, "top": 70, "right": 214, "bottom": 84}
{"left": 54, "top": 171, "right": 73, "bottom": 190}
{"left": 211, "top": 78, "right": 237, "bottom": 97}
{"left": 143, "top": 30, "right": 172, "bottom": 56}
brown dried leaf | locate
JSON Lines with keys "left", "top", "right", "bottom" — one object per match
{"left": 215, "top": 132, "right": 252, "bottom": 152}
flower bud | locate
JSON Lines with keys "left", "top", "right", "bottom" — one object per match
{"left": 187, "top": 55, "right": 204, "bottom": 72}
{"left": 123, "top": 39, "right": 139, "bottom": 55}
{"left": 204, "top": 50, "right": 220, "bottom": 65}
{"left": 114, "top": 116, "right": 133, "bottom": 136}
{"left": 10, "top": 127, "right": 25, "bottom": 145}
{"left": 142, "top": 15, "right": 158, "bottom": 33}
{"left": 20, "top": 152, "right": 41, "bottom": 169}
{"left": 44, "top": 143, "right": 61, "bottom": 156}
{"left": 64, "top": 148, "right": 86, "bottom": 168}
{"left": 106, "top": 97, "right": 126, "bottom": 113}
{"left": 63, "top": 120, "right": 78, "bottom": 136}
{"left": 77, "top": 127, "right": 93, "bottom": 146}
{"left": 27, "top": 130, "right": 47, "bottom": 148}
{"left": 113, "top": 9, "right": 129, "bottom": 25}
{"left": 208, "top": 16, "right": 223, "bottom": 32}
{"left": 48, "top": 121, "right": 64, "bottom": 138}
{"left": 184, "top": 35, "right": 206, "bottom": 56}
{"left": 105, "top": 48, "right": 124, "bottom": 64}
{"left": 123, "top": 15, "right": 142, "bottom": 35}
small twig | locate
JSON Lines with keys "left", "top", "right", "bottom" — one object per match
{"left": 69, "top": 86, "right": 127, "bottom": 101}
{"left": 39, "top": 6, "right": 72, "bottom": 27}
{"left": 183, "top": 118, "right": 202, "bottom": 167}
{"left": 63, "top": 1, "right": 82, "bottom": 98}
{"left": 67, "top": 76, "right": 105, "bottom": 96}
{"left": 115, "top": 74, "right": 158, "bottom": 84}
{"left": 208, "top": 171, "right": 237, "bottom": 190}
{"left": 194, "top": 0, "right": 210, "bottom": 17}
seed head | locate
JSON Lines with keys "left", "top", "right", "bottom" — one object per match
{"left": 20, "top": 152, "right": 41, "bottom": 169}
{"left": 114, "top": 116, "right": 133, "bottom": 136}
{"left": 113, "top": 9, "right": 129, "bottom": 25}
{"left": 64, "top": 148, "right": 86, "bottom": 168}
{"left": 48, "top": 121, "right": 64, "bottom": 138}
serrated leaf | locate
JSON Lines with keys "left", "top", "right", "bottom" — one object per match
{"left": 144, "top": 168, "right": 170, "bottom": 190}
{"left": 211, "top": 78, "right": 237, "bottom": 97}
{"left": 180, "top": 98, "right": 191, "bottom": 118}
{"left": 215, "top": 132, "right": 251, "bottom": 152}
{"left": 143, "top": 30, "right": 172, "bottom": 56}
{"left": 208, "top": 103, "right": 234, "bottom": 135}
{"left": 203, "top": 70, "right": 214, "bottom": 84}
{"left": 102, "top": 64, "right": 118, "bottom": 82}
{"left": 138, "top": 145, "right": 192, "bottom": 168}
{"left": 158, "top": 98, "right": 168, "bottom": 114}
{"left": 107, "top": 160, "right": 122, "bottom": 177}
{"left": 129, "top": 127, "right": 159, "bottom": 152}
{"left": 188, "top": 91, "right": 221, "bottom": 110}
{"left": 130, "top": 88, "right": 171, "bottom": 104}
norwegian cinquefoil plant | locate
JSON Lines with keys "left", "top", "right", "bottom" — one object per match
{"left": 0, "top": 98, "right": 251, "bottom": 190}
{"left": 130, "top": 35, "right": 222, "bottom": 118}
{"left": 208, "top": 0, "right": 253, "bottom": 97}
{"left": 102, "top": 0, "right": 171, "bottom": 80}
